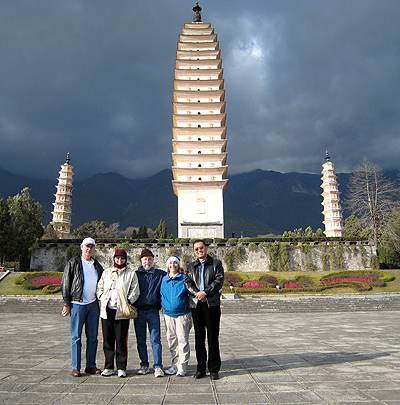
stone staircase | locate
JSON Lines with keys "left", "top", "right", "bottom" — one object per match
{"left": 220, "top": 293, "right": 400, "bottom": 313}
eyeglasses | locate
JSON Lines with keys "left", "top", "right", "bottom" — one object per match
{"left": 194, "top": 246, "right": 205, "bottom": 251}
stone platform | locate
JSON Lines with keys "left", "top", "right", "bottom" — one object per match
{"left": 0, "top": 294, "right": 399, "bottom": 404}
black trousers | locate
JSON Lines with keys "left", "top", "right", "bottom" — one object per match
{"left": 101, "top": 307, "right": 130, "bottom": 370}
{"left": 191, "top": 302, "right": 221, "bottom": 373}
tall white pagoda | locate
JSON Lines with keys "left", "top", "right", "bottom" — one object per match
{"left": 171, "top": 3, "right": 228, "bottom": 238}
{"left": 51, "top": 153, "right": 74, "bottom": 238}
{"left": 321, "top": 152, "right": 344, "bottom": 237}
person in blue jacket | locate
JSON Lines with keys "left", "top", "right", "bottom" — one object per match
{"left": 161, "top": 256, "right": 192, "bottom": 377}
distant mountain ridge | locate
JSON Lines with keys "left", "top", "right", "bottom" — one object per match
{"left": 0, "top": 166, "right": 356, "bottom": 237}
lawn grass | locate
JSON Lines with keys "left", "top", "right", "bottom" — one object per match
{"left": 1, "top": 270, "right": 399, "bottom": 296}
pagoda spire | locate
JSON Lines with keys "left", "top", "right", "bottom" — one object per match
{"left": 192, "top": 2, "right": 202, "bottom": 22}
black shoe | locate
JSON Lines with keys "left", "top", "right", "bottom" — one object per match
{"left": 194, "top": 371, "right": 206, "bottom": 379}
{"left": 210, "top": 372, "right": 219, "bottom": 380}
{"left": 85, "top": 367, "right": 101, "bottom": 374}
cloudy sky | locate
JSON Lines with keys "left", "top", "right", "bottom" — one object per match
{"left": 1, "top": 0, "right": 399, "bottom": 180}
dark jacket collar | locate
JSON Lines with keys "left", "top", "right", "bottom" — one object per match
{"left": 194, "top": 254, "right": 213, "bottom": 267}
{"left": 137, "top": 266, "right": 155, "bottom": 274}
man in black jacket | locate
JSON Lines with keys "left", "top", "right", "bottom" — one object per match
{"left": 61, "top": 238, "right": 104, "bottom": 377}
{"left": 184, "top": 239, "right": 224, "bottom": 380}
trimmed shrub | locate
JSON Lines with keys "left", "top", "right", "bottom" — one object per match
{"left": 43, "top": 284, "right": 61, "bottom": 294}
{"left": 292, "top": 275, "right": 321, "bottom": 287}
{"left": 240, "top": 280, "right": 266, "bottom": 288}
{"left": 256, "top": 274, "right": 280, "bottom": 286}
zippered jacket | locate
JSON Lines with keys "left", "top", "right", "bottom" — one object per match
{"left": 160, "top": 273, "right": 191, "bottom": 317}
{"left": 97, "top": 266, "right": 140, "bottom": 320}
{"left": 61, "top": 255, "right": 104, "bottom": 306}
{"left": 134, "top": 267, "right": 167, "bottom": 310}
{"left": 184, "top": 255, "right": 224, "bottom": 308}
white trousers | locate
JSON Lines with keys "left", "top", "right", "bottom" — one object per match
{"left": 164, "top": 312, "right": 192, "bottom": 370}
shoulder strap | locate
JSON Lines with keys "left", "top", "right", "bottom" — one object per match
{"left": 115, "top": 273, "right": 129, "bottom": 306}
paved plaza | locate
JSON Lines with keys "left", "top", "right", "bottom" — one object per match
{"left": 0, "top": 294, "right": 400, "bottom": 404}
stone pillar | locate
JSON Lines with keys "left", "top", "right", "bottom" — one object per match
{"left": 171, "top": 7, "right": 228, "bottom": 238}
{"left": 51, "top": 153, "right": 74, "bottom": 238}
{"left": 321, "top": 152, "right": 344, "bottom": 237}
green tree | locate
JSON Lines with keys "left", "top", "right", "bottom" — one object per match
{"left": 131, "top": 229, "right": 138, "bottom": 239}
{"left": 154, "top": 219, "right": 167, "bottom": 239}
{"left": 42, "top": 223, "right": 60, "bottom": 239}
{"left": 7, "top": 188, "right": 45, "bottom": 270}
{"left": 381, "top": 209, "right": 400, "bottom": 261}
{"left": 72, "top": 221, "right": 124, "bottom": 239}
{"left": 304, "top": 226, "right": 314, "bottom": 237}
{"left": 137, "top": 224, "right": 148, "bottom": 239}
{"left": 0, "top": 197, "right": 15, "bottom": 265}
{"left": 314, "top": 228, "right": 324, "bottom": 237}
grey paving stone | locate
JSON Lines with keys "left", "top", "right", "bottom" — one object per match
{"left": 217, "top": 392, "right": 272, "bottom": 404}
{"left": 0, "top": 296, "right": 400, "bottom": 405}
{"left": 267, "top": 390, "right": 324, "bottom": 404}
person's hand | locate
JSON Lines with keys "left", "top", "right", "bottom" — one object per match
{"left": 61, "top": 306, "right": 70, "bottom": 316}
{"left": 195, "top": 291, "right": 207, "bottom": 302}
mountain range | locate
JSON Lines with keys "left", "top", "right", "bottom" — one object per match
{"left": 0, "top": 166, "right": 355, "bottom": 237}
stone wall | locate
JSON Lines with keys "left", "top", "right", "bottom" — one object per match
{"left": 30, "top": 240, "right": 377, "bottom": 273}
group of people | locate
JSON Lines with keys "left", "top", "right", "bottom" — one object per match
{"left": 61, "top": 238, "right": 225, "bottom": 380}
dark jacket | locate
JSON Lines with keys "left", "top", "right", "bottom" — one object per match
{"left": 134, "top": 267, "right": 167, "bottom": 310}
{"left": 184, "top": 255, "right": 224, "bottom": 308}
{"left": 61, "top": 255, "right": 104, "bottom": 306}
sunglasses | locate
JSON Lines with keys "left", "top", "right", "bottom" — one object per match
{"left": 194, "top": 246, "right": 205, "bottom": 251}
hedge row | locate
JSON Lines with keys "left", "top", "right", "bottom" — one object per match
{"left": 40, "top": 236, "right": 370, "bottom": 245}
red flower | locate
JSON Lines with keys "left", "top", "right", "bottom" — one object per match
{"left": 323, "top": 277, "right": 373, "bottom": 285}
{"left": 284, "top": 282, "right": 302, "bottom": 289}
{"left": 242, "top": 281, "right": 265, "bottom": 288}
{"left": 32, "top": 277, "right": 62, "bottom": 285}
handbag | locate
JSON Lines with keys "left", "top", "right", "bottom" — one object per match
{"left": 115, "top": 273, "right": 138, "bottom": 319}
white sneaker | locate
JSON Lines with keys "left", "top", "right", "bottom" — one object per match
{"left": 137, "top": 366, "right": 149, "bottom": 375}
{"left": 154, "top": 367, "right": 164, "bottom": 378}
{"left": 176, "top": 369, "right": 186, "bottom": 377}
{"left": 165, "top": 366, "right": 177, "bottom": 375}
{"left": 101, "top": 369, "right": 115, "bottom": 377}
{"left": 118, "top": 369, "right": 126, "bottom": 378}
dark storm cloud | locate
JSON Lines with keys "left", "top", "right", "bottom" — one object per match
{"left": 1, "top": 0, "right": 399, "bottom": 180}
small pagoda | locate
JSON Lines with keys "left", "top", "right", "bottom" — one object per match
{"left": 321, "top": 152, "right": 344, "bottom": 237}
{"left": 51, "top": 153, "right": 74, "bottom": 238}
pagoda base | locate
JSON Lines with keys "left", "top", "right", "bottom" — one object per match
{"left": 180, "top": 222, "right": 223, "bottom": 238}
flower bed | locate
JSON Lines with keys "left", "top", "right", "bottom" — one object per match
{"left": 224, "top": 270, "right": 393, "bottom": 293}
{"left": 15, "top": 272, "right": 63, "bottom": 294}
{"left": 322, "top": 277, "right": 374, "bottom": 284}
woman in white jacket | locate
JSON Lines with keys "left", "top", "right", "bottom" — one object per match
{"left": 97, "top": 249, "right": 140, "bottom": 377}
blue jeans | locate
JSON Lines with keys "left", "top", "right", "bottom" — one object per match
{"left": 134, "top": 308, "right": 162, "bottom": 368}
{"left": 70, "top": 301, "right": 100, "bottom": 370}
